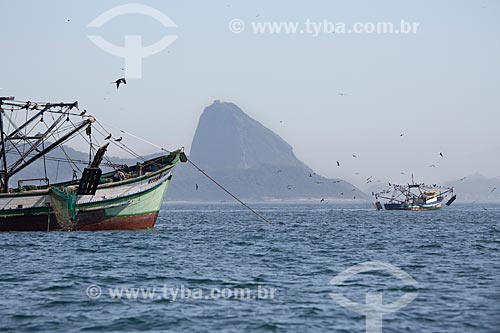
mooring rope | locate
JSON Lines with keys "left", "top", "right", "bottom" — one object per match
{"left": 185, "top": 157, "right": 272, "bottom": 224}
{"left": 95, "top": 120, "right": 273, "bottom": 224}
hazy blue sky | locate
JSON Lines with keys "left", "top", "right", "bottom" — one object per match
{"left": 1, "top": 0, "right": 499, "bottom": 188}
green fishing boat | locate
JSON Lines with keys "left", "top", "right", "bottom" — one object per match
{"left": 0, "top": 97, "right": 186, "bottom": 231}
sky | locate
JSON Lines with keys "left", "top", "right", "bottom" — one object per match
{"left": 1, "top": 0, "right": 499, "bottom": 189}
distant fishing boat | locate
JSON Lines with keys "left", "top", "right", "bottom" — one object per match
{"left": 373, "top": 178, "right": 456, "bottom": 211}
{"left": 0, "top": 97, "right": 186, "bottom": 231}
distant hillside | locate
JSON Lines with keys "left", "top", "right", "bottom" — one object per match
{"left": 444, "top": 174, "right": 500, "bottom": 202}
{"left": 168, "top": 101, "right": 367, "bottom": 202}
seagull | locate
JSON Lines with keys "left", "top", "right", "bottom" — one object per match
{"left": 195, "top": 184, "right": 199, "bottom": 191}
{"left": 104, "top": 133, "right": 112, "bottom": 140}
{"left": 491, "top": 187, "right": 497, "bottom": 193}
{"left": 320, "top": 198, "right": 325, "bottom": 202}
{"left": 112, "top": 78, "right": 127, "bottom": 89}
{"left": 388, "top": 182, "right": 392, "bottom": 186}
{"left": 337, "top": 161, "right": 340, "bottom": 167}
{"left": 352, "top": 154, "right": 357, "bottom": 158}
{"left": 459, "top": 177, "right": 466, "bottom": 181}
{"left": 439, "top": 152, "right": 444, "bottom": 157}
{"left": 429, "top": 164, "right": 436, "bottom": 168}
{"left": 279, "top": 120, "right": 283, "bottom": 123}
{"left": 114, "top": 137, "right": 123, "bottom": 142}
{"left": 400, "top": 133, "right": 404, "bottom": 137}
{"left": 79, "top": 109, "right": 86, "bottom": 116}
{"left": 366, "top": 176, "right": 373, "bottom": 181}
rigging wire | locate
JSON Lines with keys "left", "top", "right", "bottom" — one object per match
{"left": 94, "top": 120, "right": 273, "bottom": 224}
{"left": 186, "top": 157, "right": 273, "bottom": 224}
{"left": 43, "top": 113, "right": 82, "bottom": 173}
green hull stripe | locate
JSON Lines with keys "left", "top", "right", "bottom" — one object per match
{"left": 0, "top": 176, "right": 172, "bottom": 218}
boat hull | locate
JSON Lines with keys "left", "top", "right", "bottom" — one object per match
{"left": 0, "top": 156, "right": 177, "bottom": 231}
{"left": 384, "top": 201, "right": 442, "bottom": 211}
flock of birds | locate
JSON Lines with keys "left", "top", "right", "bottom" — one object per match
{"left": 192, "top": 127, "right": 498, "bottom": 200}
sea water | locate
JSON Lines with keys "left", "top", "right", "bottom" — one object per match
{"left": 0, "top": 203, "right": 499, "bottom": 332}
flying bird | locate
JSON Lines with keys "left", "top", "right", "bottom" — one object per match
{"left": 112, "top": 78, "right": 127, "bottom": 89}
{"left": 320, "top": 198, "right": 325, "bottom": 202}
{"left": 388, "top": 182, "right": 392, "bottom": 186}
{"left": 439, "top": 152, "right": 444, "bottom": 157}
{"left": 195, "top": 184, "right": 199, "bottom": 191}
{"left": 352, "top": 154, "right": 357, "bottom": 158}
{"left": 114, "top": 137, "right": 123, "bottom": 142}
{"left": 79, "top": 109, "right": 86, "bottom": 116}
{"left": 337, "top": 161, "right": 340, "bottom": 167}
{"left": 104, "top": 133, "right": 112, "bottom": 140}
{"left": 309, "top": 173, "right": 313, "bottom": 177}
{"left": 338, "top": 93, "right": 346, "bottom": 96}
{"left": 491, "top": 187, "right": 497, "bottom": 193}
{"left": 459, "top": 177, "right": 466, "bottom": 181}
{"left": 429, "top": 164, "right": 436, "bottom": 168}
{"left": 400, "top": 133, "right": 404, "bottom": 137}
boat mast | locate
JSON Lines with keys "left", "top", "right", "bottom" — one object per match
{"left": 0, "top": 97, "right": 14, "bottom": 192}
